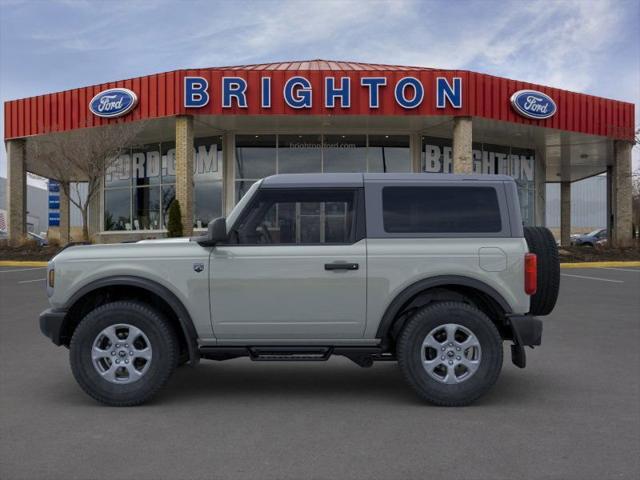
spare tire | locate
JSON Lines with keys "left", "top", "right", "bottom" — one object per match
{"left": 523, "top": 226, "right": 560, "bottom": 316}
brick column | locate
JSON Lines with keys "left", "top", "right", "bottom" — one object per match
{"left": 560, "top": 181, "right": 571, "bottom": 247}
{"left": 6, "top": 139, "right": 27, "bottom": 245}
{"left": 58, "top": 182, "right": 71, "bottom": 245}
{"left": 452, "top": 117, "right": 473, "bottom": 174}
{"left": 175, "top": 115, "right": 194, "bottom": 236}
{"left": 534, "top": 151, "right": 547, "bottom": 226}
{"left": 610, "top": 141, "right": 633, "bottom": 247}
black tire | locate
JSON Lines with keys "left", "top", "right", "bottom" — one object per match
{"left": 523, "top": 226, "right": 560, "bottom": 316}
{"left": 397, "top": 302, "right": 503, "bottom": 406}
{"left": 70, "top": 301, "right": 179, "bottom": 406}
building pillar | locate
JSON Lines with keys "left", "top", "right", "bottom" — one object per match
{"left": 59, "top": 181, "right": 70, "bottom": 245}
{"left": 223, "top": 133, "right": 235, "bottom": 216}
{"left": 610, "top": 141, "right": 633, "bottom": 247}
{"left": 410, "top": 133, "right": 422, "bottom": 173}
{"left": 6, "top": 139, "right": 27, "bottom": 245}
{"left": 534, "top": 150, "right": 547, "bottom": 227}
{"left": 452, "top": 117, "right": 473, "bottom": 174}
{"left": 560, "top": 181, "right": 571, "bottom": 247}
{"left": 175, "top": 115, "right": 194, "bottom": 236}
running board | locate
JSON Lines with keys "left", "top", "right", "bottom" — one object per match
{"left": 198, "top": 346, "right": 395, "bottom": 367}
{"left": 249, "top": 346, "right": 332, "bottom": 361}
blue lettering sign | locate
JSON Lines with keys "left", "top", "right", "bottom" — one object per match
{"left": 48, "top": 212, "right": 60, "bottom": 227}
{"left": 184, "top": 77, "right": 209, "bottom": 108}
{"left": 360, "top": 77, "right": 387, "bottom": 108}
{"left": 436, "top": 77, "right": 462, "bottom": 108}
{"left": 325, "top": 77, "right": 351, "bottom": 108}
{"left": 394, "top": 77, "right": 424, "bottom": 109}
{"left": 222, "top": 77, "right": 248, "bottom": 108}
{"left": 261, "top": 77, "right": 271, "bottom": 108}
{"left": 283, "top": 76, "right": 312, "bottom": 109}
{"left": 48, "top": 181, "right": 60, "bottom": 193}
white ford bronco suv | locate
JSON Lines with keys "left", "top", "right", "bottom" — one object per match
{"left": 40, "top": 173, "right": 559, "bottom": 407}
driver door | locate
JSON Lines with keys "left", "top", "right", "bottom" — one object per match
{"left": 209, "top": 187, "right": 367, "bottom": 340}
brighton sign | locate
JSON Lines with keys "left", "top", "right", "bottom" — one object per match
{"left": 89, "top": 88, "right": 138, "bottom": 118}
{"left": 510, "top": 90, "right": 557, "bottom": 120}
{"left": 183, "top": 76, "right": 464, "bottom": 110}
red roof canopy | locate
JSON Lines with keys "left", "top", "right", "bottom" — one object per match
{"left": 4, "top": 59, "right": 635, "bottom": 141}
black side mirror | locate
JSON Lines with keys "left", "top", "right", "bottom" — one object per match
{"left": 193, "top": 217, "right": 227, "bottom": 247}
{"left": 208, "top": 217, "right": 227, "bottom": 244}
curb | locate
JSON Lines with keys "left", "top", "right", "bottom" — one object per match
{"left": 560, "top": 261, "right": 640, "bottom": 268}
{"left": 0, "top": 260, "right": 48, "bottom": 267}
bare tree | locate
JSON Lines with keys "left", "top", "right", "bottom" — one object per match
{"left": 27, "top": 121, "right": 144, "bottom": 241}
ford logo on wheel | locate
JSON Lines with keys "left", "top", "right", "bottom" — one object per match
{"left": 89, "top": 88, "right": 138, "bottom": 118}
{"left": 510, "top": 90, "right": 556, "bottom": 120}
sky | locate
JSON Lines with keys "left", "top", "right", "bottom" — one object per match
{"left": 1, "top": 0, "right": 639, "bottom": 182}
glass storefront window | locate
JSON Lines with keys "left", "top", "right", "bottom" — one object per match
{"left": 161, "top": 185, "right": 175, "bottom": 228}
{"left": 104, "top": 188, "right": 131, "bottom": 231}
{"left": 132, "top": 143, "right": 161, "bottom": 187}
{"left": 236, "top": 135, "right": 277, "bottom": 179}
{"left": 323, "top": 134, "right": 367, "bottom": 173}
{"left": 105, "top": 154, "right": 131, "bottom": 187}
{"left": 368, "top": 135, "right": 411, "bottom": 172}
{"left": 194, "top": 181, "right": 223, "bottom": 228}
{"left": 133, "top": 186, "right": 161, "bottom": 230}
{"left": 278, "top": 134, "right": 322, "bottom": 173}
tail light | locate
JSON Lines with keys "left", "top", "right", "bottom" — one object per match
{"left": 524, "top": 253, "right": 537, "bottom": 295}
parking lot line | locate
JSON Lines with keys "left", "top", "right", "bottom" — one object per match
{"left": 0, "top": 267, "right": 47, "bottom": 273}
{"left": 599, "top": 267, "right": 640, "bottom": 273}
{"left": 561, "top": 273, "right": 624, "bottom": 283}
{"left": 17, "top": 278, "right": 46, "bottom": 284}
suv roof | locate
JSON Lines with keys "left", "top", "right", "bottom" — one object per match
{"left": 261, "top": 173, "right": 516, "bottom": 188}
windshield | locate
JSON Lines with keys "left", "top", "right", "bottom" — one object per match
{"left": 226, "top": 180, "right": 262, "bottom": 231}
{"left": 587, "top": 229, "right": 603, "bottom": 237}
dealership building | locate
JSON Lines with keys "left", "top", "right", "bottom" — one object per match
{"left": 3, "top": 60, "right": 636, "bottom": 245}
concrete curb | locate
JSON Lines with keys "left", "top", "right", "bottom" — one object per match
{"left": 560, "top": 261, "right": 640, "bottom": 268}
{"left": 0, "top": 261, "right": 48, "bottom": 267}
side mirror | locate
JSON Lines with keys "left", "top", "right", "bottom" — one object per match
{"left": 208, "top": 217, "right": 227, "bottom": 244}
{"left": 192, "top": 217, "right": 227, "bottom": 247}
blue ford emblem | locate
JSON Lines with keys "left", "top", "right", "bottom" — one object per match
{"left": 89, "top": 88, "right": 138, "bottom": 118}
{"left": 510, "top": 90, "right": 556, "bottom": 120}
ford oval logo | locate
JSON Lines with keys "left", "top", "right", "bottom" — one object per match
{"left": 89, "top": 88, "right": 138, "bottom": 118}
{"left": 510, "top": 90, "right": 556, "bottom": 120}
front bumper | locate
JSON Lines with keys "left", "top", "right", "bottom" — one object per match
{"left": 39, "top": 308, "right": 67, "bottom": 346}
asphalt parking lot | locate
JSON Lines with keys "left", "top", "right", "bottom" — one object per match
{"left": 1, "top": 265, "right": 639, "bottom": 480}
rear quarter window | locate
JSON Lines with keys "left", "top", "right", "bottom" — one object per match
{"left": 382, "top": 186, "right": 502, "bottom": 233}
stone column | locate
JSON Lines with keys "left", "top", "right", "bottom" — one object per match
{"left": 534, "top": 150, "right": 547, "bottom": 227}
{"left": 452, "top": 117, "right": 473, "bottom": 174}
{"left": 223, "top": 133, "right": 235, "bottom": 216}
{"left": 59, "top": 182, "right": 70, "bottom": 245}
{"left": 610, "top": 141, "right": 633, "bottom": 247}
{"left": 175, "top": 115, "right": 194, "bottom": 236}
{"left": 560, "top": 181, "right": 571, "bottom": 247}
{"left": 410, "top": 133, "right": 422, "bottom": 173}
{"left": 6, "top": 139, "right": 27, "bottom": 245}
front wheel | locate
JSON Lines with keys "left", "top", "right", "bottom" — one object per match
{"left": 397, "top": 302, "right": 503, "bottom": 406}
{"left": 69, "top": 301, "right": 179, "bottom": 406}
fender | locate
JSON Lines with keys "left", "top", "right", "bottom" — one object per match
{"left": 375, "top": 275, "right": 513, "bottom": 343}
{"left": 64, "top": 275, "right": 200, "bottom": 364}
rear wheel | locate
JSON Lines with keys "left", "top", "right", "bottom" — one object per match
{"left": 397, "top": 302, "right": 503, "bottom": 406}
{"left": 524, "top": 226, "right": 560, "bottom": 315}
{"left": 70, "top": 301, "right": 178, "bottom": 406}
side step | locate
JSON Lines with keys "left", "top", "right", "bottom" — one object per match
{"left": 199, "top": 346, "right": 396, "bottom": 367}
{"left": 249, "top": 346, "right": 332, "bottom": 361}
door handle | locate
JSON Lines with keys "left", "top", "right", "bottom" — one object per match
{"left": 324, "top": 262, "right": 359, "bottom": 271}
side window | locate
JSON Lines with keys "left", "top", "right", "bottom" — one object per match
{"left": 382, "top": 186, "right": 502, "bottom": 234}
{"left": 232, "top": 189, "right": 358, "bottom": 245}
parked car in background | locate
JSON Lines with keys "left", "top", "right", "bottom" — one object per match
{"left": 571, "top": 229, "right": 607, "bottom": 247}
{"left": 27, "top": 231, "right": 48, "bottom": 246}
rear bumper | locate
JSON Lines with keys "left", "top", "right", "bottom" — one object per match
{"left": 507, "top": 314, "right": 542, "bottom": 346}
{"left": 39, "top": 308, "right": 67, "bottom": 346}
